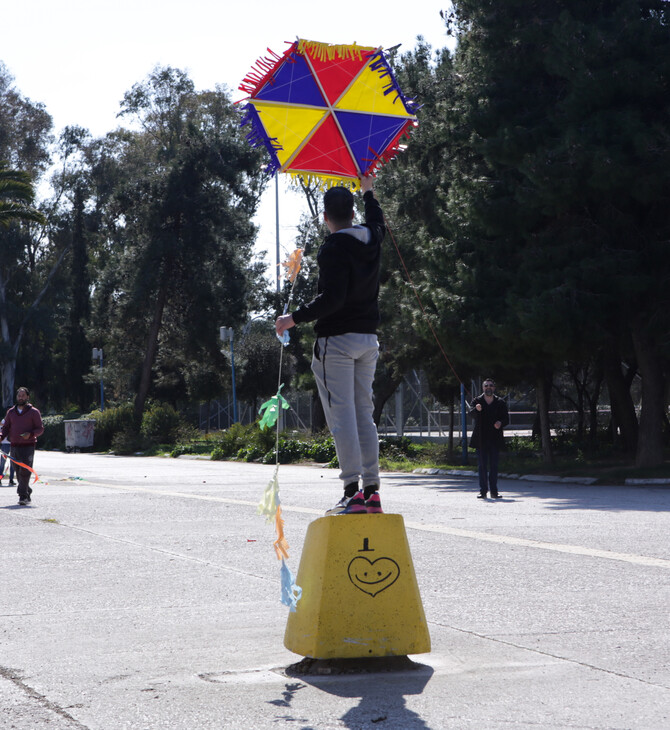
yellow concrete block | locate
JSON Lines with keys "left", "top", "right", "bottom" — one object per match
{"left": 284, "top": 514, "right": 431, "bottom": 659}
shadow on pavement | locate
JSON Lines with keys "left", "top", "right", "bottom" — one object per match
{"left": 275, "top": 656, "right": 435, "bottom": 729}
{"left": 380, "top": 472, "right": 670, "bottom": 512}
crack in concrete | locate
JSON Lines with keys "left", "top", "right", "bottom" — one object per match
{"left": 428, "top": 621, "right": 670, "bottom": 691}
{"left": 0, "top": 665, "right": 91, "bottom": 729}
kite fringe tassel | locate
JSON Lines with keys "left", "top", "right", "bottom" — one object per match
{"left": 238, "top": 45, "right": 292, "bottom": 97}
{"left": 238, "top": 39, "right": 378, "bottom": 98}
{"left": 239, "top": 104, "right": 282, "bottom": 176}
{"left": 297, "top": 38, "right": 375, "bottom": 63}
{"left": 368, "top": 50, "right": 420, "bottom": 116}
{"left": 287, "top": 170, "right": 361, "bottom": 192}
{"left": 363, "top": 125, "right": 416, "bottom": 170}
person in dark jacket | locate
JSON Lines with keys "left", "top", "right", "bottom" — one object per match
{"left": 469, "top": 379, "right": 509, "bottom": 499}
{"left": 1, "top": 387, "right": 44, "bottom": 506}
{"left": 275, "top": 175, "right": 385, "bottom": 515}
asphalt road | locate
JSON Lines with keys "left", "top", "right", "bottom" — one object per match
{"left": 1, "top": 452, "right": 668, "bottom": 729}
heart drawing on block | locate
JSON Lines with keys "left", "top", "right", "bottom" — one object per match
{"left": 347, "top": 556, "right": 400, "bottom": 597}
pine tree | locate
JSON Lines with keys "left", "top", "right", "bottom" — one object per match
{"left": 399, "top": 1, "right": 670, "bottom": 465}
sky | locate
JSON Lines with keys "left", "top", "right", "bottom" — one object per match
{"left": 3, "top": 1, "right": 453, "bottom": 280}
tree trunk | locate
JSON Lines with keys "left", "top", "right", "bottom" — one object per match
{"left": 1, "top": 245, "right": 69, "bottom": 409}
{"left": 448, "top": 386, "right": 455, "bottom": 459}
{"left": 372, "top": 374, "right": 402, "bottom": 426}
{"left": 311, "top": 392, "right": 326, "bottom": 433}
{"left": 588, "top": 357, "right": 604, "bottom": 449}
{"left": 134, "top": 280, "right": 169, "bottom": 424}
{"left": 631, "top": 329, "right": 665, "bottom": 468}
{"left": 602, "top": 346, "right": 638, "bottom": 453}
{"left": 65, "top": 186, "right": 91, "bottom": 410}
{"left": 1, "top": 359, "right": 16, "bottom": 410}
{"left": 536, "top": 371, "right": 554, "bottom": 464}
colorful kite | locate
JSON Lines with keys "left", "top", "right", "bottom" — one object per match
{"left": 239, "top": 38, "right": 418, "bottom": 189}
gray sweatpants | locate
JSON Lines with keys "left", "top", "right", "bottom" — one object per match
{"left": 311, "top": 333, "right": 380, "bottom": 488}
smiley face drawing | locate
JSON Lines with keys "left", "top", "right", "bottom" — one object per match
{"left": 348, "top": 556, "right": 400, "bottom": 597}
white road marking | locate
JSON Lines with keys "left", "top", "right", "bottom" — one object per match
{"left": 54, "top": 480, "right": 670, "bottom": 570}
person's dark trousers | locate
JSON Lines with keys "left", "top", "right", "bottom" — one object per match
{"left": 11, "top": 445, "right": 35, "bottom": 501}
{"left": 477, "top": 442, "right": 500, "bottom": 496}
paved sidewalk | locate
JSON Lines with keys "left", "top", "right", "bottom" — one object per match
{"left": 1, "top": 452, "right": 669, "bottom": 729}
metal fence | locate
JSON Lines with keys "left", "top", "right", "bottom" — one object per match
{"left": 198, "top": 375, "right": 611, "bottom": 439}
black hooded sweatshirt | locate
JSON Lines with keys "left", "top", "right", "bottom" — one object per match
{"left": 292, "top": 191, "right": 385, "bottom": 337}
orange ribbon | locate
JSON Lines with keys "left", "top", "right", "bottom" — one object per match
{"left": 273, "top": 505, "right": 290, "bottom": 561}
{"left": 281, "top": 249, "right": 303, "bottom": 284}
{"left": 3, "top": 453, "right": 41, "bottom": 484}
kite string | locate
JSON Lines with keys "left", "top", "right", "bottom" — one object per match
{"left": 273, "top": 204, "right": 469, "bottom": 401}
{"left": 383, "top": 214, "right": 470, "bottom": 398}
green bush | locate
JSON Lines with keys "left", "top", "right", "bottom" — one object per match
{"left": 111, "top": 429, "right": 141, "bottom": 455}
{"left": 40, "top": 415, "right": 66, "bottom": 450}
{"left": 141, "top": 402, "right": 183, "bottom": 446}
{"left": 210, "top": 426, "right": 337, "bottom": 466}
{"left": 170, "top": 441, "right": 213, "bottom": 458}
{"left": 505, "top": 435, "right": 541, "bottom": 458}
{"left": 379, "top": 436, "right": 419, "bottom": 460}
{"left": 238, "top": 444, "right": 269, "bottom": 462}
{"left": 211, "top": 422, "right": 275, "bottom": 461}
{"left": 306, "top": 437, "right": 337, "bottom": 462}
{"left": 87, "top": 403, "right": 136, "bottom": 451}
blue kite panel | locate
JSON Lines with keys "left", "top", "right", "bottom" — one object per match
{"left": 334, "top": 111, "right": 408, "bottom": 173}
{"left": 255, "top": 53, "right": 327, "bottom": 107}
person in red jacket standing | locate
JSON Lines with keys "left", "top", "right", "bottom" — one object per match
{"left": 1, "top": 387, "right": 44, "bottom": 506}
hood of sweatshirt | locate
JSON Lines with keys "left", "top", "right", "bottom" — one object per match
{"left": 326, "top": 224, "right": 378, "bottom": 262}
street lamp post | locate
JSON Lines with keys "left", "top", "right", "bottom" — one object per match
{"left": 219, "top": 327, "right": 238, "bottom": 424}
{"left": 92, "top": 348, "right": 104, "bottom": 412}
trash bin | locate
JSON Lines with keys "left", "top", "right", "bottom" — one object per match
{"left": 64, "top": 420, "right": 95, "bottom": 452}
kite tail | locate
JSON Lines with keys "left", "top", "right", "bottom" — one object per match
{"left": 255, "top": 247, "right": 306, "bottom": 610}
{"left": 273, "top": 505, "right": 290, "bottom": 560}
{"left": 280, "top": 559, "right": 302, "bottom": 612}
{"left": 3, "top": 454, "right": 41, "bottom": 484}
{"left": 257, "top": 465, "right": 280, "bottom": 523}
